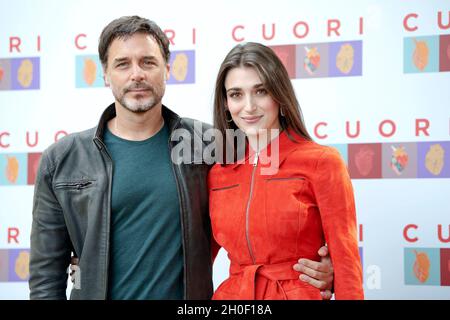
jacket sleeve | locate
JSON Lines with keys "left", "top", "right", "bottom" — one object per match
{"left": 29, "top": 151, "right": 71, "bottom": 300}
{"left": 313, "top": 148, "right": 364, "bottom": 299}
{"left": 207, "top": 172, "right": 221, "bottom": 263}
{"left": 211, "top": 234, "right": 222, "bottom": 263}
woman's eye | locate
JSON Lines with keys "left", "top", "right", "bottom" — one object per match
{"left": 256, "top": 89, "right": 267, "bottom": 95}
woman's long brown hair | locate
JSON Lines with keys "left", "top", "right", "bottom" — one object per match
{"left": 213, "top": 42, "right": 312, "bottom": 162}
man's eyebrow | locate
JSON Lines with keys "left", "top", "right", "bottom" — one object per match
{"left": 113, "top": 57, "right": 129, "bottom": 64}
{"left": 113, "top": 56, "right": 158, "bottom": 63}
{"left": 142, "top": 55, "right": 157, "bottom": 60}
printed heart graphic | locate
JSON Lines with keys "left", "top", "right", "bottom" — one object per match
{"left": 0, "top": 67, "right": 4, "bottom": 81}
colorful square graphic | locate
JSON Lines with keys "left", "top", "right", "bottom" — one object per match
{"left": 440, "top": 248, "right": 450, "bottom": 286}
{"left": 8, "top": 249, "right": 30, "bottom": 282}
{"left": 270, "top": 45, "right": 296, "bottom": 79}
{"left": 348, "top": 143, "right": 382, "bottom": 179}
{"left": 404, "top": 248, "right": 440, "bottom": 286}
{"left": 439, "top": 34, "right": 450, "bottom": 72}
{"left": 10, "top": 57, "right": 40, "bottom": 90}
{"left": 329, "top": 144, "right": 348, "bottom": 166}
{"left": 0, "top": 59, "right": 12, "bottom": 90}
{"left": 417, "top": 141, "right": 450, "bottom": 178}
{"left": 296, "top": 43, "right": 329, "bottom": 78}
{"left": 359, "top": 246, "right": 363, "bottom": 269}
{"left": 382, "top": 143, "right": 418, "bottom": 178}
{"left": 0, "top": 250, "right": 9, "bottom": 282}
{"left": 328, "top": 40, "right": 362, "bottom": 77}
{"left": 0, "top": 153, "right": 28, "bottom": 185}
{"left": 404, "top": 35, "right": 439, "bottom": 73}
{"left": 167, "top": 50, "right": 195, "bottom": 84}
{"left": 359, "top": 246, "right": 363, "bottom": 284}
{"left": 28, "top": 153, "right": 42, "bottom": 185}
{"left": 76, "top": 55, "right": 105, "bottom": 88}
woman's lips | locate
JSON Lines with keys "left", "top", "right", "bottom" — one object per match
{"left": 241, "top": 115, "right": 263, "bottom": 124}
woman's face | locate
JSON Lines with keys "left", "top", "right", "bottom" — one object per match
{"left": 224, "top": 66, "right": 280, "bottom": 137}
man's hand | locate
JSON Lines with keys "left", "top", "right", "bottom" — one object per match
{"left": 293, "top": 246, "right": 334, "bottom": 300}
{"left": 69, "top": 257, "right": 79, "bottom": 284}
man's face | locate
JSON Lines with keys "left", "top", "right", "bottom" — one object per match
{"left": 104, "top": 33, "right": 169, "bottom": 113}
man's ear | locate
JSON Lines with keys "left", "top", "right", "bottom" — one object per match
{"left": 165, "top": 63, "right": 170, "bottom": 81}
{"left": 103, "top": 74, "right": 110, "bottom": 87}
{"left": 102, "top": 65, "right": 110, "bottom": 87}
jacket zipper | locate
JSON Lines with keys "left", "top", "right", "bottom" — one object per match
{"left": 95, "top": 138, "right": 114, "bottom": 300}
{"left": 211, "top": 184, "right": 239, "bottom": 191}
{"left": 168, "top": 119, "right": 188, "bottom": 299}
{"left": 104, "top": 153, "right": 113, "bottom": 299}
{"left": 245, "top": 151, "right": 259, "bottom": 264}
{"left": 266, "top": 177, "right": 305, "bottom": 182}
{"left": 75, "top": 181, "right": 92, "bottom": 189}
{"left": 54, "top": 181, "right": 93, "bottom": 189}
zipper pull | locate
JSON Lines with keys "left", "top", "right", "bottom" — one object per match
{"left": 253, "top": 152, "right": 259, "bottom": 166}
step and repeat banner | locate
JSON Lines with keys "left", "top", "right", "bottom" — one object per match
{"left": 0, "top": 0, "right": 449, "bottom": 299}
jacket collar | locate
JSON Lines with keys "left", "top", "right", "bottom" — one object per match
{"left": 92, "top": 102, "right": 181, "bottom": 149}
{"left": 230, "top": 129, "right": 308, "bottom": 170}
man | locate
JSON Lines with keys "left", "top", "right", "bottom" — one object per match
{"left": 29, "top": 16, "right": 334, "bottom": 300}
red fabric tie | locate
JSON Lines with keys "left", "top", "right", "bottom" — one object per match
{"left": 230, "top": 260, "right": 300, "bottom": 300}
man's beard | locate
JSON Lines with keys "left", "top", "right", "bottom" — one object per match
{"left": 114, "top": 82, "right": 165, "bottom": 113}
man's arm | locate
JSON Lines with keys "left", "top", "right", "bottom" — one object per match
{"left": 29, "top": 151, "right": 72, "bottom": 300}
{"left": 293, "top": 245, "right": 334, "bottom": 300}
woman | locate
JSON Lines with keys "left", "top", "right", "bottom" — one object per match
{"left": 209, "top": 42, "right": 364, "bottom": 299}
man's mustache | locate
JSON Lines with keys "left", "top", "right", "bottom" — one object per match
{"left": 124, "top": 83, "right": 153, "bottom": 93}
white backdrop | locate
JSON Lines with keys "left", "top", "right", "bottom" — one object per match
{"left": 0, "top": 0, "right": 449, "bottom": 299}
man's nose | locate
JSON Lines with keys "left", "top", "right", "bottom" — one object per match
{"left": 130, "top": 64, "right": 145, "bottom": 81}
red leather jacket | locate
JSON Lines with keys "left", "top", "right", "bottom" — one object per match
{"left": 208, "top": 129, "right": 364, "bottom": 299}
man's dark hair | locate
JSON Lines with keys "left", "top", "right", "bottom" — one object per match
{"left": 98, "top": 15, "right": 170, "bottom": 68}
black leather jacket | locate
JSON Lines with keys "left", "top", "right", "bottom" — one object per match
{"left": 29, "top": 103, "right": 214, "bottom": 299}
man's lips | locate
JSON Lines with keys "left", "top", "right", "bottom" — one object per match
{"left": 127, "top": 88, "right": 150, "bottom": 93}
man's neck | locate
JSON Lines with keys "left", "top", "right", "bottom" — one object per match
{"left": 107, "top": 103, "right": 165, "bottom": 141}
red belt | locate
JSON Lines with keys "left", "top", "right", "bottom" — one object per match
{"left": 230, "top": 260, "right": 300, "bottom": 300}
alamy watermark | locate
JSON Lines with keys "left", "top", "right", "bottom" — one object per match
{"left": 170, "top": 121, "right": 280, "bottom": 175}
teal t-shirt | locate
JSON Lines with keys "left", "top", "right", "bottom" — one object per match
{"left": 104, "top": 122, "right": 183, "bottom": 299}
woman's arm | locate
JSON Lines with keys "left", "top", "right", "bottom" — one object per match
{"left": 313, "top": 148, "right": 364, "bottom": 300}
